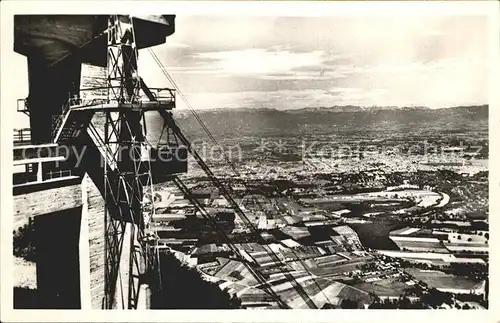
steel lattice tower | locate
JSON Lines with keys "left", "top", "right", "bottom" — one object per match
{"left": 102, "top": 15, "right": 156, "bottom": 309}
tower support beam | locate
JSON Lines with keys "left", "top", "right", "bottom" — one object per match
{"left": 101, "top": 15, "right": 155, "bottom": 309}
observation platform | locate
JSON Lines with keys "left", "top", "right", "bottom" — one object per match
{"left": 13, "top": 128, "right": 81, "bottom": 195}
{"left": 13, "top": 85, "right": 183, "bottom": 196}
{"left": 67, "top": 87, "right": 175, "bottom": 112}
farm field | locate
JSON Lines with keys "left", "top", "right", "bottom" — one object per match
{"left": 336, "top": 283, "right": 372, "bottom": 303}
{"left": 352, "top": 278, "right": 412, "bottom": 297}
{"left": 391, "top": 239, "right": 449, "bottom": 253}
{"left": 404, "top": 268, "right": 482, "bottom": 290}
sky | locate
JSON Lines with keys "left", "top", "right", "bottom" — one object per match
{"left": 10, "top": 14, "right": 489, "bottom": 128}
{"left": 138, "top": 15, "right": 489, "bottom": 111}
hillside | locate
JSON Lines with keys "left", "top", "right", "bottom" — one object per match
{"left": 158, "top": 105, "right": 488, "bottom": 141}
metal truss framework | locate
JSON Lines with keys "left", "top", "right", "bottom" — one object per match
{"left": 102, "top": 15, "right": 156, "bottom": 309}
{"left": 47, "top": 14, "right": 307, "bottom": 310}
{"left": 39, "top": 14, "right": 172, "bottom": 310}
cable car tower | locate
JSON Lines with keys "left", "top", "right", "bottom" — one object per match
{"left": 51, "top": 15, "right": 176, "bottom": 309}
{"left": 39, "top": 14, "right": 316, "bottom": 310}
{"left": 101, "top": 15, "right": 154, "bottom": 309}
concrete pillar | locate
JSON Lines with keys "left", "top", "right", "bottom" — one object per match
{"left": 139, "top": 284, "right": 149, "bottom": 309}
{"left": 35, "top": 207, "right": 82, "bottom": 308}
{"left": 36, "top": 161, "right": 43, "bottom": 182}
{"left": 79, "top": 176, "right": 92, "bottom": 309}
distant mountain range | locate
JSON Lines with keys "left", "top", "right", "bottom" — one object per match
{"left": 174, "top": 104, "right": 488, "bottom": 117}
{"left": 288, "top": 105, "right": 432, "bottom": 112}
{"left": 161, "top": 104, "right": 488, "bottom": 141}
{"left": 288, "top": 104, "right": 488, "bottom": 113}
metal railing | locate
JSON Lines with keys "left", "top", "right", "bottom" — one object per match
{"left": 68, "top": 96, "right": 110, "bottom": 108}
{"left": 76, "top": 85, "right": 176, "bottom": 107}
{"left": 147, "top": 87, "right": 176, "bottom": 104}
{"left": 46, "top": 169, "right": 73, "bottom": 180}
{"left": 19, "top": 82, "right": 176, "bottom": 143}
{"left": 13, "top": 128, "right": 31, "bottom": 144}
{"left": 51, "top": 111, "right": 69, "bottom": 141}
{"left": 13, "top": 168, "right": 75, "bottom": 186}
